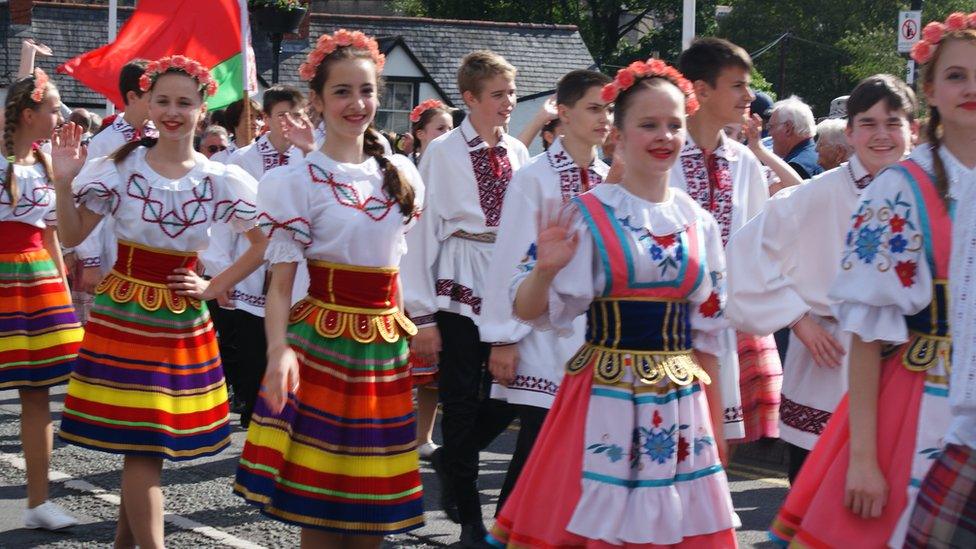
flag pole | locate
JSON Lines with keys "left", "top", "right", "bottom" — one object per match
{"left": 239, "top": 0, "right": 254, "bottom": 145}
{"left": 106, "top": 0, "right": 118, "bottom": 115}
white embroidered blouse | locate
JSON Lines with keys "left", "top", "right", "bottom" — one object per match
{"left": 72, "top": 147, "right": 258, "bottom": 253}
{"left": 0, "top": 159, "right": 57, "bottom": 228}
{"left": 257, "top": 151, "right": 424, "bottom": 268}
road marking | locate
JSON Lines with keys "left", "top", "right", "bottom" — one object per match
{"left": 727, "top": 463, "right": 791, "bottom": 488}
{"left": 0, "top": 451, "right": 266, "bottom": 549}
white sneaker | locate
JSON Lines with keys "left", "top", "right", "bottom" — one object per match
{"left": 417, "top": 441, "right": 440, "bottom": 460}
{"left": 23, "top": 501, "right": 78, "bottom": 530}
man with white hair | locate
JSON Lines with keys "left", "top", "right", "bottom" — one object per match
{"left": 769, "top": 95, "right": 823, "bottom": 179}
{"left": 815, "top": 118, "right": 852, "bottom": 171}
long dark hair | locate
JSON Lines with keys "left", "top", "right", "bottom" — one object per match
{"left": 410, "top": 104, "right": 451, "bottom": 164}
{"left": 309, "top": 43, "right": 416, "bottom": 220}
{"left": 3, "top": 74, "right": 55, "bottom": 205}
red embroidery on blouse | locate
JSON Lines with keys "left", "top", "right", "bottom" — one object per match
{"left": 896, "top": 259, "right": 918, "bottom": 287}
{"left": 126, "top": 173, "right": 213, "bottom": 238}
{"left": 308, "top": 163, "right": 396, "bottom": 221}
{"left": 681, "top": 149, "right": 734, "bottom": 245}
{"left": 74, "top": 181, "right": 121, "bottom": 215}
{"left": 257, "top": 212, "right": 312, "bottom": 246}
{"left": 257, "top": 136, "right": 291, "bottom": 173}
{"left": 0, "top": 182, "right": 53, "bottom": 216}
{"left": 698, "top": 291, "right": 721, "bottom": 318}
{"left": 469, "top": 146, "right": 513, "bottom": 227}
{"left": 436, "top": 278, "right": 482, "bottom": 315}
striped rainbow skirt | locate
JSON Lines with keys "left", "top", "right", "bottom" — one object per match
{"left": 0, "top": 222, "right": 82, "bottom": 389}
{"left": 234, "top": 260, "right": 424, "bottom": 535}
{"left": 59, "top": 241, "right": 230, "bottom": 460}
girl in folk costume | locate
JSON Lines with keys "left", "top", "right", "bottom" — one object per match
{"left": 232, "top": 30, "right": 426, "bottom": 547}
{"left": 907, "top": 92, "right": 976, "bottom": 547}
{"left": 479, "top": 69, "right": 612, "bottom": 517}
{"left": 726, "top": 75, "right": 919, "bottom": 483}
{"left": 204, "top": 84, "right": 308, "bottom": 429}
{"left": 673, "top": 38, "right": 780, "bottom": 442}
{"left": 406, "top": 98, "right": 454, "bottom": 459}
{"left": 488, "top": 60, "right": 738, "bottom": 549}
{"left": 1, "top": 70, "right": 83, "bottom": 531}
{"left": 401, "top": 50, "right": 529, "bottom": 542}
{"left": 769, "top": 13, "right": 976, "bottom": 547}
{"left": 52, "top": 56, "right": 266, "bottom": 549}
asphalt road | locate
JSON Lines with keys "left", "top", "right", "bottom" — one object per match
{"left": 0, "top": 387, "right": 788, "bottom": 548}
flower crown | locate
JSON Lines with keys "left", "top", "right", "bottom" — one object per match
{"left": 410, "top": 99, "right": 446, "bottom": 123}
{"left": 601, "top": 58, "right": 699, "bottom": 116}
{"left": 138, "top": 55, "right": 218, "bottom": 97}
{"left": 299, "top": 29, "right": 386, "bottom": 81}
{"left": 911, "top": 12, "right": 976, "bottom": 65}
{"left": 30, "top": 68, "right": 49, "bottom": 103}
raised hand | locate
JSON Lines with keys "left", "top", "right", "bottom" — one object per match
{"left": 534, "top": 206, "right": 579, "bottom": 275}
{"left": 50, "top": 122, "right": 87, "bottom": 187}
{"left": 281, "top": 112, "right": 316, "bottom": 154}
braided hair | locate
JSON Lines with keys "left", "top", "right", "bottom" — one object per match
{"left": 308, "top": 41, "right": 416, "bottom": 220}
{"left": 920, "top": 28, "right": 976, "bottom": 208}
{"left": 3, "top": 74, "right": 55, "bottom": 206}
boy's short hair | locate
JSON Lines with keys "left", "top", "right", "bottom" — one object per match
{"left": 262, "top": 85, "right": 306, "bottom": 115}
{"left": 677, "top": 38, "right": 752, "bottom": 86}
{"left": 457, "top": 50, "right": 516, "bottom": 97}
{"left": 845, "top": 74, "right": 918, "bottom": 126}
{"left": 119, "top": 59, "right": 149, "bottom": 105}
{"left": 556, "top": 70, "right": 612, "bottom": 107}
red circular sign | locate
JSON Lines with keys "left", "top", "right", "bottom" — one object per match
{"left": 902, "top": 19, "right": 918, "bottom": 40}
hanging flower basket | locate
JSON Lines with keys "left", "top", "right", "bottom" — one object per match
{"left": 250, "top": 1, "right": 307, "bottom": 34}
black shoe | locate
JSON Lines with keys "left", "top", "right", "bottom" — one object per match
{"left": 429, "top": 447, "right": 461, "bottom": 524}
{"left": 459, "top": 520, "right": 491, "bottom": 548}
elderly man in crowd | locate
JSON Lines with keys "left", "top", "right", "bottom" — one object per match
{"left": 769, "top": 95, "right": 823, "bottom": 179}
{"left": 814, "top": 118, "right": 853, "bottom": 171}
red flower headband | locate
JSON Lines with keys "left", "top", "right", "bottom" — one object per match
{"left": 601, "top": 58, "right": 699, "bottom": 116}
{"left": 138, "top": 55, "right": 218, "bottom": 97}
{"left": 29, "top": 67, "right": 50, "bottom": 103}
{"left": 911, "top": 12, "right": 976, "bottom": 64}
{"left": 410, "top": 99, "right": 446, "bottom": 123}
{"left": 299, "top": 29, "right": 386, "bottom": 81}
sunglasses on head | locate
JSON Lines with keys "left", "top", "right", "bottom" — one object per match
{"left": 207, "top": 144, "right": 227, "bottom": 154}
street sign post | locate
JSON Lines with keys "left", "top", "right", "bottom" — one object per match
{"left": 898, "top": 10, "right": 922, "bottom": 53}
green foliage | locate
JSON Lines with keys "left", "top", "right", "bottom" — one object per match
{"left": 837, "top": 25, "right": 906, "bottom": 83}
{"left": 249, "top": 0, "right": 304, "bottom": 9}
{"left": 750, "top": 67, "right": 776, "bottom": 98}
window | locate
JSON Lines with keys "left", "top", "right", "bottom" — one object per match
{"left": 375, "top": 80, "right": 415, "bottom": 134}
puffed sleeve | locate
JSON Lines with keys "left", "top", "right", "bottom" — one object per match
{"left": 688, "top": 210, "right": 729, "bottom": 356}
{"left": 828, "top": 170, "right": 932, "bottom": 344}
{"left": 479, "top": 167, "right": 542, "bottom": 344}
{"left": 726, "top": 184, "right": 809, "bottom": 335}
{"left": 519, "top": 204, "right": 599, "bottom": 337}
{"left": 256, "top": 161, "right": 311, "bottom": 265}
{"left": 401, "top": 143, "right": 444, "bottom": 327}
{"left": 71, "top": 156, "right": 123, "bottom": 216}
{"left": 211, "top": 163, "right": 258, "bottom": 233}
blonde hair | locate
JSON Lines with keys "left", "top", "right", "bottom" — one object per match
{"left": 457, "top": 50, "right": 516, "bottom": 97}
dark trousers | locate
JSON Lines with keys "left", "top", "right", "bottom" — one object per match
{"left": 787, "top": 442, "right": 810, "bottom": 484}
{"left": 495, "top": 403, "right": 547, "bottom": 515}
{"left": 210, "top": 305, "right": 268, "bottom": 419}
{"left": 436, "top": 311, "right": 528, "bottom": 524}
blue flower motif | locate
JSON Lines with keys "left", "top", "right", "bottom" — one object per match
{"left": 675, "top": 243, "right": 684, "bottom": 261}
{"left": 650, "top": 245, "right": 663, "bottom": 260}
{"left": 854, "top": 226, "right": 885, "bottom": 264}
{"left": 889, "top": 234, "right": 907, "bottom": 254}
{"left": 846, "top": 230, "right": 854, "bottom": 247}
{"left": 606, "top": 444, "right": 624, "bottom": 463}
{"left": 643, "top": 430, "right": 676, "bottom": 464}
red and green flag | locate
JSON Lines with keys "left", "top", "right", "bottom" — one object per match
{"left": 58, "top": 0, "right": 257, "bottom": 109}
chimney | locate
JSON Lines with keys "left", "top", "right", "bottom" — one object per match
{"left": 10, "top": 0, "right": 33, "bottom": 25}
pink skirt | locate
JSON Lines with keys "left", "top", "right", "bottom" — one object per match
{"left": 769, "top": 352, "right": 923, "bottom": 547}
{"left": 488, "top": 366, "right": 738, "bottom": 548}
{"left": 736, "top": 333, "right": 782, "bottom": 442}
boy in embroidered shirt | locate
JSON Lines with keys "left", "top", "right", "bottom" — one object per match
{"left": 726, "top": 74, "right": 918, "bottom": 482}
{"left": 402, "top": 50, "right": 529, "bottom": 545}
{"left": 673, "top": 37, "right": 779, "bottom": 443}
{"left": 204, "top": 85, "right": 308, "bottom": 428}
{"left": 479, "top": 69, "right": 612, "bottom": 516}
{"left": 71, "top": 59, "right": 155, "bottom": 320}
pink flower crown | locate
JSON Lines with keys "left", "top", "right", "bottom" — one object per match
{"left": 138, "top": 55, "right": 218, "bottom": 97}
{"left": 30, "top": 68, "right": 50, "bottom": 103}
{"left": 410, "top": 99, "right": 446, "bottom": 123}
{"left": 299, "top": 29, "right": 386, "bottom": 81}
{"left": 601, "top": 58, "right": 699, "bottom": 116}
{"left": 911, "top": 12, "right": 976, "bottom": 65}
